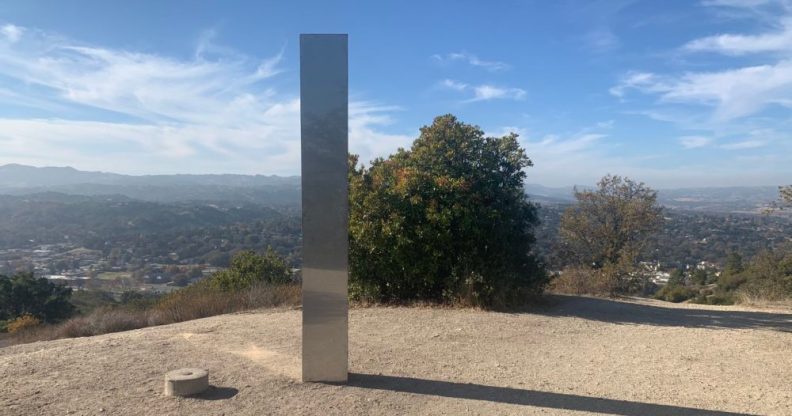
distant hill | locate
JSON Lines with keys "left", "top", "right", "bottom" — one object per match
{"left": 0, "top": 164, "right": 783, "bottom": 213}
{"left": 525, "top": 182, "right": 782, "bottom": 214}
{"left": 0, "top": 164, "right": 301, "bottom": 205}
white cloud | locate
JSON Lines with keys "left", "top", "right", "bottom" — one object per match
{"left": 469, "top": 85, "right": 526, "bottom": 102}
{"left": 0, "top": 23, "right": 406, "bottom": 174}
{"left": 585, "top": 28, "right": 620, "bottom": 53}
{"left": 439, "top": 79, "right": 526, "bottom": 102}
{"left": 701, "top": 0, "right": 782, "bottom": 8}
{"left": 679, "top": 136, "right": 714, "bottom": 148}
{"left": 609, "top": 72, "right": 663, "bottom": 98}
{"left": 349, "top": 102, "right": 413, "bottom": 163}
{"left": 611, "top": 61, "right": 792, "bottom": 120}
{"left": 432, "top": 52, "right": 510, "bottom": 71}
{"left": 683, "top": 16, "right": 792, "bottom": 55}
{"left": 441, "top": 79, "right": 468, "bottom": 91}
{"left": 1, "top": 24, "right": 22, "bottom": 43}
{"left": 486, "top": 123, "right": 619, "bottom": 186}
{"left": 720, "top": 139, "right": 767, "bottom": 149}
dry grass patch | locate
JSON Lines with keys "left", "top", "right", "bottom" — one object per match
{"left": 6, "top": 283, "right": 301, "bottom": 345}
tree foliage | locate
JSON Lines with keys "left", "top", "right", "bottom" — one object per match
{"left": 559, "top": 175, "right": 663, "bottom": 293}
{"left": 348, "top": 114, "right": 546, "bottom": 307}
{"left": 0, "top": 272, "right": 75, "bottom": 324}
{"left": 720, "top": 245, "right": 792, "bottom": 301}
{"left": 781, "top": 185, "right": 792, "bottom": 206}
{"left": 208, "top": 249, "right": 292, "bottom": 291}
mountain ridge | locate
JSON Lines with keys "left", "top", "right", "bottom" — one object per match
{"left": 0, "top": 164, "right": 784, "bottom": 213}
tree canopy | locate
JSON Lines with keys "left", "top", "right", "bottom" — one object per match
{"left": 781, "top": 185, "right": 791, "bottom": 206}
{"left": 348, "top": 114, "right": 546, "bottom": 307}
{"left": 208, "top": 249, "right": 292, "bottom": 291}
{"left": 0, "top": 272, "right": 75, "bottom": 324}
{"left": 559, "top": 175, "right": 663, "bottom": 293}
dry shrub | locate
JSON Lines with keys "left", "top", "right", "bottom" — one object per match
{"left": 56, "top": 316, "right": 95, "bottom": 338}
{"left": 549, "top": 266, "right": 616, "bottom": 296}
{"left": 6, "top": 314, "right": 41, "bottom": 333}
{"left": 245, "top": 283, "right": 301, "bottom": 309}
{"left": 151, "top": 289, "right": 239, "bottom": 325}
{"left": 86, "top": 307, "right": 150, "bottom": 334}
{"left": 7, "top": 283, "right": 302, "bottom": 346}
{"left": 151, "top": 283, "right": 300, "bottom": 325}
{"left": 736, "top": 292, "right": 792, "bottom": 310}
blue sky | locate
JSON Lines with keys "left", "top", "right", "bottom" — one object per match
{"left": 0, "top": 0, "right": 790, "bottom": 187}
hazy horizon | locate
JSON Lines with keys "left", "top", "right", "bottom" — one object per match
{"left": 1, "top": 162, "right": 788, "bottom": 190}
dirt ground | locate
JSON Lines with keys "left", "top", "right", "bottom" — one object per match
{"left": 1, "top": 295, "right": 791, "bottom": 416}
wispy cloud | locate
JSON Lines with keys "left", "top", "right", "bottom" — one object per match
{"left": 613, "top": 0, "right": 792, "bottom": 125}
{"left": 584, "top": 28, "right": 620, "bottom": 53}
{"left": 1, "top": 24, "right": 22, "bottom": 43}
{"left": 679, "top": 136, "right": 713, "bottom": 148}
{"left": 439, "top": 79, "right": 525, "bottom": 102}
{"left": 701, "top": 0, "right": 783, "bottom": 8}
{"left": 609, "top": 71, "right": 664, "bottom": 98}
{"left": 469, "top": 85, "right": 526, "bottom": 101}
{"left": 611, "top": 61, "right": 792, "bottom": 120}
{"left": 0, "top": 23, "right": 405, "bottom": 174}
{"left": 441, "top": 79, "right": 468, "bottom": 91}
{"left": 432, "top": 52, "right": 510, "bottom": 71}
{"left": 485, "top": 124, "right": 627, "bottom": 186}
{"left": 720, "top": 139, "right": 767, "bottom": 149}
{"left": 683, "top": 16, "right": 792, "bottom": 55}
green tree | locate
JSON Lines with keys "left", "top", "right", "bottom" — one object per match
{"left": 723, "top": 252, "right": 744, "bottom": 276}
{"left": 0, "top": 272, "right": 75, "bottom": 324}
{"left": 718, "top": 252, "right": 747, "bottom": 291}
{"left": 559, "top": 175, "right": 663, "bottom": 294}
{"left": 348, "top": 115, "right": 546, "bottom": 307}
{"left": 209, "top": 249, "right": 292, "bottom": 291}
{"left": 668, "top": 268, "right": 686, "bottom": 286}
{"left": 691, "top": 269, "right": 708, "bottom": 286}
{"left": 736, "top": 245, "right": 792, "bottom": 300}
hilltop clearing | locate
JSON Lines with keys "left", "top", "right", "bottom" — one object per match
{"left": 1, "top": 295, "right": 791, "bottom": 415}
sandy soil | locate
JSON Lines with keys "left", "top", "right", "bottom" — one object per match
{"left": 1, "top": 295, "right": 791, "bottom": 416}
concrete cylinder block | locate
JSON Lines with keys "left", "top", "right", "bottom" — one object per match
{"left": 164, "top": 368, "right": 209, "bottom": 397}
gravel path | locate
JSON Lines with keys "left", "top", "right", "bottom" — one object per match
{"left": 1, "top": 295, "right": 791, "bottom": 415}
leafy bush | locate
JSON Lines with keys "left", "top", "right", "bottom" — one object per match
{"left": 0, "top": 272, "right": 74, "bottom": 323}
{"left": 119, "top": 291, "right": 161, "bottom": 310}
{"left": 208, "top": 249, "right": 292, "bottom": 291}
{"left": 70, "top": 290, "right": 117, "bottom": 314}
{"left": 6, "top": 314, "right": 41, "bottom": 333}
{"left": 735, "top": 247, "right": 792, "bottom": 301}
{"left": 550, "top": 266, "right": 617, "bottom": 295}
{"left": 349, "top": 115, "right": 546, "bottom": 308}
{"left": 654, "top": 284, "right": 696, "bottom": 303}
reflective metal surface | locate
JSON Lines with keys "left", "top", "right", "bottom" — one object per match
{"left": 300, "top": 34, "right": 349, "bottom": 383}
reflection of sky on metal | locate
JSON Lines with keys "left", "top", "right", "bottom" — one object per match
{"left": 300, "top": 34, "right": 349, "bottom": 383}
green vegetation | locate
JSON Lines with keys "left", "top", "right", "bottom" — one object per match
{"left": 730, "top": 246, "right": 792, "bottom": 302}
{"left": 557, "top": 175, "right": 663, "bottom": 295}
{"left": 0, "top": 273, "right": 75, "bottom": 330}
{"left": 207, "top": 249, "right": 291, "bottom": 291}
{"left": 3, "top": 250, "right": 299, "bottom": 343}
{"left": 1, "top": 120, "right": 790, "bottom": 345}
{"left": 654, "top": 284, "right": 696, "bottom": 303}
{"left": 348, "top": 115, "right": 546, "bottom": 307}
{"left": 653, "top": 246, "right": 792, "bottom": 305}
